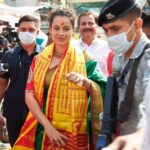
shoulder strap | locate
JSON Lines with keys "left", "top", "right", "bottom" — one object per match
{"left": 117, "top": 43, "right": 150, "bottom": 123}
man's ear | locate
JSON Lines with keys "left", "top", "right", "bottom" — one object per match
{"left": 134, "top": 18, "right": 143, "bottom": 31}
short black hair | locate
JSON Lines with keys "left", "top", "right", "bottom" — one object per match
{"left": 49, "top": 8, "right": 76, "bottom": 29}
{"left": 121, "top": 6, "right": 142, "bottom": 24}
{"left": 18, "top": 15, "right": 40, "bottom": 28}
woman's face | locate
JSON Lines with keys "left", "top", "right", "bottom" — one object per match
{"left": 50, "top": 16, "right": 74, "bottom": 48}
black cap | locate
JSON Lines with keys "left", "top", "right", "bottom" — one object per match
{"left": 98, "top": 0, "right": 138, "bottom": 26}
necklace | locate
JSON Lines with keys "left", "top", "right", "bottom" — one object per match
{"left": 53, "top": 51, "right": 63, "bottom": 58}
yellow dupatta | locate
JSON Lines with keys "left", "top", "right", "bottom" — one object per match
{"left": 12, "top": 43, "right": 89, "bottom": 150}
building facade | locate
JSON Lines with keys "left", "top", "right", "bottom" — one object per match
{"left": 4, "top": 0, "right": 40, "bottom": 6}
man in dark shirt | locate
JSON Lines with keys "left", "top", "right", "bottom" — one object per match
{"left": 0, "top": 15, "right": 43, "bottom": 147}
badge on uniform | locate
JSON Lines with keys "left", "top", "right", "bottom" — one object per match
{"left": 105, "top": 13, "right": 116, "bottom": 20}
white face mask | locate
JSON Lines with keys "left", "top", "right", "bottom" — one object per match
{"left": 107, "top": 22, "right": 135, "bottom": 55}
{"left": 18, "top": 32, "right": 36, "bottom": 45}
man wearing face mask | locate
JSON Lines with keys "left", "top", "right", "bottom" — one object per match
{"left": 0, "top": 15, "right": 43, "bottom": 147}
{"left": 98, "top": 0, "right": 150, "bottom": 142}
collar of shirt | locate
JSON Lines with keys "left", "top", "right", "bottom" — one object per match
{"left": 77, "top": 37, "right": 102, "bottom": 53}
{"left": 130, "top": 33, "right": 150, "bottom": 59}
{"left": 79, "top": 37, "right": 98, "bottom": 47}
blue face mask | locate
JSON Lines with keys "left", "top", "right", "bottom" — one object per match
{"left": 107, "top": 21, "right": 135, "bottom": 55}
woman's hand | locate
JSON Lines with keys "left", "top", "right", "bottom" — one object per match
{"left": 44, "top": 123, "right": 68, "bottom": 147}
{"left": 25, "top": 93, "right": 68, "bottom": 147}
{"left": 66, "top": 72, "right": 92, "bottom": 91}
{"left": 66, "top": 72, "right": 84, "bottom": 86}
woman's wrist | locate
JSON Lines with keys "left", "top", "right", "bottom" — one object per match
{"left": 83, "top": 78, "right": 92, "bottom": 92}
{"left": 42, "top": 117, "right": 51, "bottom": 128}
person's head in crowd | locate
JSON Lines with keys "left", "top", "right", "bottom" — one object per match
{"left": 98, "top": 0, "right": 143, "bottom": 57}
{"left": 142, "top": 9, "right": 150, "bottom": 39}
{"left": 78, "top": 11, "right": 98, "bottom": 45}
{"left": 48, "top": 7, "right": 76, "bottom": 49}
{"left": 17, "top": 15, "right": 40, "bottom": 46}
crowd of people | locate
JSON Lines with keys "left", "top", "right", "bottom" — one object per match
{"left": 0, "top": 0, "right": 150, "bottom": 149}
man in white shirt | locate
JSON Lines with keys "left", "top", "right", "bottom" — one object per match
{"left": 75, "top": 12, "right": 111, "bottom": 76}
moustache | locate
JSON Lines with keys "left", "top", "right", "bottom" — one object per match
{"left": 83, "top": 28, "right": 93, "bottom": 32}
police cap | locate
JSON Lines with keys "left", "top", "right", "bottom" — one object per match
{"left": 98, "top": 0, "right": 138, "bottom": 26}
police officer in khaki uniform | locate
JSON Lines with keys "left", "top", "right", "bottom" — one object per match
{"left": 98, "top": 0, "right": 150, "bottom": 149}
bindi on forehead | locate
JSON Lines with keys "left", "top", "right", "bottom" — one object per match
{"left": 53, "top": 16, "right": 72, "bottom": 27}
{"left": 60, "top": 22, "right": 65, "bottom": 26}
